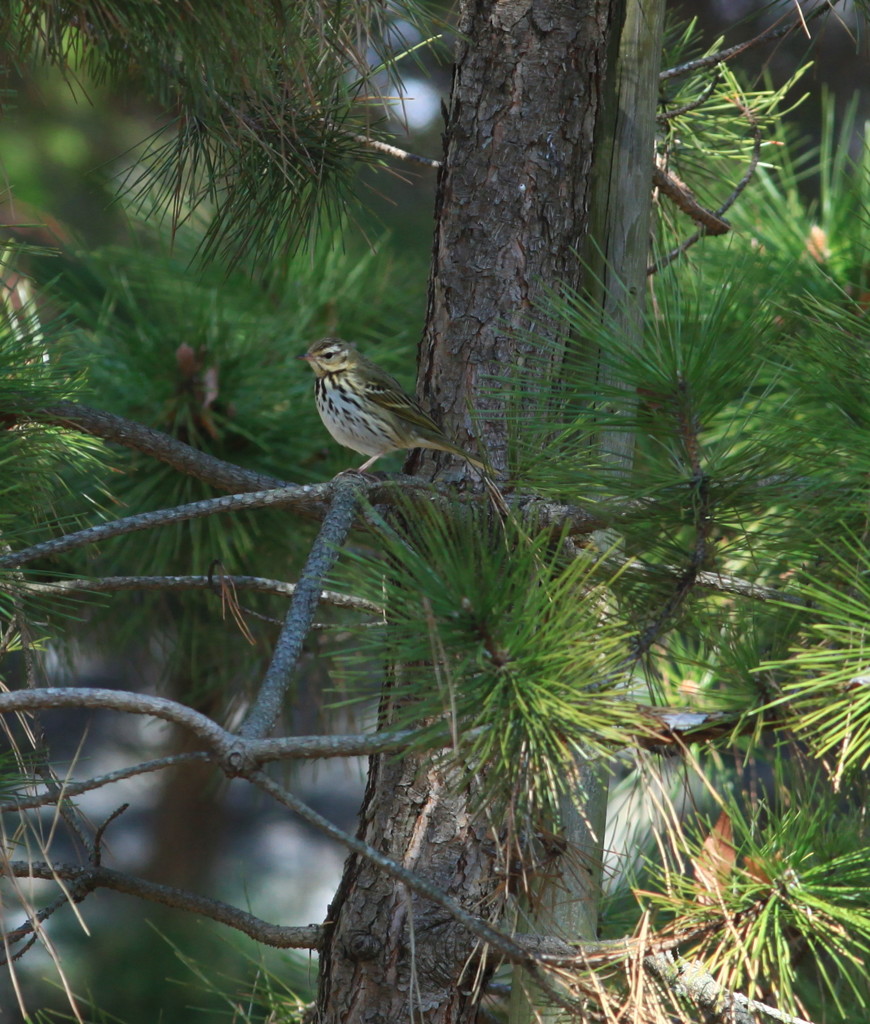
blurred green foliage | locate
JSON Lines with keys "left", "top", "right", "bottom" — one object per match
{"left": 3, "top": 3, "right": 870, "bottom": 1023}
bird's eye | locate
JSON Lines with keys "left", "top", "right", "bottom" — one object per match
{"left": 322, "top": 351, "right": 334, "bottom": 360}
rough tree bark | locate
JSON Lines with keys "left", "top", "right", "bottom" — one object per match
{"left": 416, "top": 0, "right": 621, "bottom": 478}
{"left": 316, "top": 2, "right": 633, "bottom": 1022}
{"left": 506, "top": 4, "right": 666, "bottom": 1019}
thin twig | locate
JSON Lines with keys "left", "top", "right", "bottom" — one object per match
{"left": 659, "top": 3, "right": 831, "bottom": 82}
{"left": 1, "top": 860, "right": 321, "bottom": 950}
{"left": 92, "top": 804, "right": 129, "bottom": 866}
{"left": 25, "top": 401, "right": 287, "bottom": 493}
{"left": 0, "top": 753, "right": 211, "bottom": 814}
{"left": 31, "top": 760, "right": 96, "bottom": 863}
{"left": 500, "top": 919, "right": 727, "bottom": 974}
{"left": 631, "top": 383, "right": 713, "bottom": 660}
{"left": 649, "top": 96, "right": 763, "bottom": 275}
{"left": 715, "top": 99, "right": 763, "bottom": 217}
{"left": 0, "top": 487, "right": 317, "bottom": 570}
{"left": 658, "top": 69, "right": 721, "bottom": 121}
{"left": 1, "top": 933, "right": 37, "bottom": 965}
{"left": 5, "top": 573, "right": 383, "bottom": 614}
{"left": 240, "top": 476, "right": 365, "bottom": 739}
{"left": 2, "top": 571, "right": 99, "bottom": 863}
{"left": 349, "top": 131, "right": 440, "bottom": 168}
{"left": 609, "top": 555, "right": 806, "bottom": 606}
{"left": 245, "top": 767, "right": 577, "bottom": 1009}
{"left": 2, "top": 885, "right": 85, "bottom": 962}
{"left": 652, "top": 166, "right": 730, "bottom": 236}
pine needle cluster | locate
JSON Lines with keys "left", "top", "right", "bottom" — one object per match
{"left": 333, "top": 501, "right": 641, "bottom": 817}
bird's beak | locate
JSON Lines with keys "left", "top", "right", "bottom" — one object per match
{"left": 297, "top": 353, "right": 312, "bottom": 362}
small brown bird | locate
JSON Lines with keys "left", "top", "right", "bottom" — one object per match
{"left": 299, "top": 337, "right": 484, "bottom": 472}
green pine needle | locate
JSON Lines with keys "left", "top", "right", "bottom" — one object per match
{"left": 331, "top": 499, "right": 644, "bottom": 817}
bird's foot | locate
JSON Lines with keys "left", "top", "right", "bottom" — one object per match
{"left": 333, "top": 467, "right": 383, "bottom": 482}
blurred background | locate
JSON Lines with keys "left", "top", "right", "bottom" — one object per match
{"left": 1, "top": 1, "right": 868, "bottom": 1021}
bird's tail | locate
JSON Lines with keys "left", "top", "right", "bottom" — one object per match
{"left": 444, "top": 437, "right": 490, "bottom": 469}
{"left": 440, "top": 443, "right": 509, "bottom": 517}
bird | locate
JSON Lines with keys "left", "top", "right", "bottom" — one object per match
{"left": 299, "top": 337, "right": 485, "bottom": 473}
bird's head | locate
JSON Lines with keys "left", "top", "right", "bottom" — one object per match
{"left": 299, "top": 337, "right": 358, "bottom": 377}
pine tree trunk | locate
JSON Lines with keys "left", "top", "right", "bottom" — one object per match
{"left": 316, "top": 2, "right": 625, "bottom": 1021}
{"left": 414, "top": 0, "right": 622, "bottom": 477}
{"left": 315, "top": 740, "right": 502, "bottom": 1023}
{"left": 507, "top": 2, "right": 666, "bottom": 1017}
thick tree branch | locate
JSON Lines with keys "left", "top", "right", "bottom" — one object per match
{"left": 243, "top": 770, "right": 762, "bottom": 1015}
{"left": 0, "top": 481, "right": 604, "bottom": 573}
{"left": 0, "top": 692, "right": 786, "bottom": 995}
{"left": 0, "top": 860, "right": 732, "bottom": 977}
{"left": 239, "top": 476, "right": 365, "bottom": 740}
{"left": 0, "top": 849, "right": 698, "bottom": 973}
{"left": 0, "top": 688, "right": 481, "bottom": 790}
{"left": 0, "top": 688, "right": 230, "bottom": 746}
{"left": 10, "top": 399, "right": 620, "bottom": 548}
{"left": 0, "top": 685, "right": 762, "bottom": 785}
{"left": 644, "top": 952, "right": 817, "bottom": 1024}
{"left": 248, "top": 725, "right": 467, "bottom": 762}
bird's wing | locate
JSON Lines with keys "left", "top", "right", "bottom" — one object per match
{"left": 362, "top": 374, "right": 443, "bottom": 436}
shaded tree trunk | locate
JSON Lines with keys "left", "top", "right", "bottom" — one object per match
{"left": 316, "top": 746, "right": 502, "bottom": 1022}
{"left": 317, "top": 2, "right": 627, "bottom": 1022}
{"left": 416, "top": 0, "right": 621, "bottom": 477}
{"left": 506, "top": 4, "right": 666, "bottom": 1016}
{"left": 145, "top": 685, "right": 226, "bottom": 889}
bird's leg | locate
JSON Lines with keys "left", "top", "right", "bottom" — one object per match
{"left": 356, "top": 453, "right": 382, "bottom": 473}
{"left": 332, "top": 454, "right": 382, "bottom": 481}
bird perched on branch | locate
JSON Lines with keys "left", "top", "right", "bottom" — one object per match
{"left": 299, "top": 337, "right": 485, "bottom": 473}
